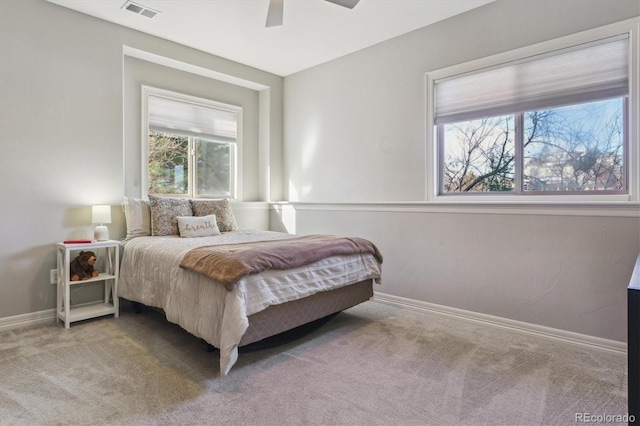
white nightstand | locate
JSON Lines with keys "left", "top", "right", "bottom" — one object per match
{"left": 56, "top": 240, "right": 119, "bottom": 328}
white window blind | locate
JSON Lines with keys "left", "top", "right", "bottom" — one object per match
{"left": 148, "top": 94, "right": 238, "bottom": 142}
{"left": 434, "top": 34, "right": 630, "bottom": 125}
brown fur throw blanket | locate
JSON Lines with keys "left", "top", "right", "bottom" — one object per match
{"left": 179, "top": 234, "right": 383, "bottom": 290}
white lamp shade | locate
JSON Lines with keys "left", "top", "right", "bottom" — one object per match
{"left": 92, "top": 205, "right": 111, "bottom": 224}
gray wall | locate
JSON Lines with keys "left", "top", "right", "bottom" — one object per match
{"left": 1, "top": 0, "right": 638, "bottom": 344}
{"left": 0, "top": 0, "right": 282, "bottom": 319}
{"left": 281, "top": 0, "right": 640, "bottom": 342}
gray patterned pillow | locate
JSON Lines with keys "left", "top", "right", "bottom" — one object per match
{"left": 148, "top": 195, "right": 193, "bottom": 236}
{"left": 190, "top": 199, "right": 238, "bottom": 232}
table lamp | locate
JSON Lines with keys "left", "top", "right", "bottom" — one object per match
{"left": 92, "top": 205, "right": 111, "bottom": 241}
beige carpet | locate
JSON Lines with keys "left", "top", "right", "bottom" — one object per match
{"left": 0, "top": 301, "right": 627, "bottom": 426}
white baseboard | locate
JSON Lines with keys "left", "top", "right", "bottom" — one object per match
{"left": 1, "top": 294, "right": 628, "bottom": 355}
{"left": 0, "top": 309, "right": 56, "bottom": 332}
{"left": 373, "top": 292, "right": 627, "bottom": 355}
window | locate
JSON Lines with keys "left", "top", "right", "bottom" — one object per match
{"left": 427, "top": 23, "right": 637, "bottom": 201}
{"left": 142, "top": 86, "right": 242, "bottom": 199}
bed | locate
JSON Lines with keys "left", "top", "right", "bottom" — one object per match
{"left": 118, "top": 196, "right": 383, "bottom": 375}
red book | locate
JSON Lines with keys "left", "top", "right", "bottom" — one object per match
{"left": 63, "top": 239, "right": 98, "bottom": 244}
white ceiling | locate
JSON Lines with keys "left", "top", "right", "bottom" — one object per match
{"left": 47, "top": 0, "right": 493, "bottom": 77}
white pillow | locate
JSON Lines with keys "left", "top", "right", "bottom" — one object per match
{"left": 176, "top": 214, "right": 221, "bottom": 238}
{"left": 122, "top": 197, "right": 151, "bottom": 239}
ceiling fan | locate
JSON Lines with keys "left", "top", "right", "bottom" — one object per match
{"left": 266, "top": 0, "right": 360, "bottom": 27}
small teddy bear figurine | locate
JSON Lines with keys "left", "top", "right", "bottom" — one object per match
{"left": 70, "top": 250, "right": 99, "bottom": 281}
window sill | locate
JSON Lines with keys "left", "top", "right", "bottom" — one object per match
{"left": 273, "top": 201, "right": 640, "bottom": 218}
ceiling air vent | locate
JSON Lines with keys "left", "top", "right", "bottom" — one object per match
{"left": 122, "top": 1, "right": 160, "bottom": 19}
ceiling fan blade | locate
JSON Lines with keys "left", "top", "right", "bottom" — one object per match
{"left": 265, "top": 0, "right": 284, "bottom": 27}
{"left": 325, "top": 0, "right": 360, "bottom": 9}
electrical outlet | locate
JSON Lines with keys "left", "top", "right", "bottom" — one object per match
{"left": 50, "top": 269, "right": 57, "bottom": 285}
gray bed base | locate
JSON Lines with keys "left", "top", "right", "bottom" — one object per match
{"left": 239, "top": 278, "right": 374, "bottom": 346}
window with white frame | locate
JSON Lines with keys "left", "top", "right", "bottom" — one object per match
{"left": 427, "top": 22, "right": 638, "bottom": 201}
{"left": 142, "top": 86, "right": 242, "bottom": 199}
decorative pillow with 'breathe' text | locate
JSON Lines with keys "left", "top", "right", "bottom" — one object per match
{"left": 176, "top": 215, "right": 221, "bottom": 238}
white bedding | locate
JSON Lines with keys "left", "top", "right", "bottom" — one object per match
{"left": 118, "top": 229, "right": 382, "bottom": 375}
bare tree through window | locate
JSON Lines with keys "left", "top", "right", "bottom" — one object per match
{"left": 441, "top": 98, "right": 624, "bottom": 194}
{"left": 523, "top": 99, "right": 624, "bottom": 192}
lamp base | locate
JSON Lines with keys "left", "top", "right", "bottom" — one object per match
{"left": 94, "top": 225, "right": 109, "bottom": 241}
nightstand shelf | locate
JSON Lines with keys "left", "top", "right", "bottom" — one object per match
{"left": 56, "top": 240, "right": 119, "bottom": 328}
{"left": 64, "top": 301, "right": 116, "bottom": 323}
